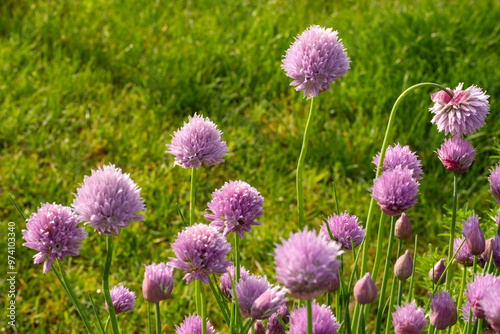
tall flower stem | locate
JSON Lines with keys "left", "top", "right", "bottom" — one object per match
{"left": 446, "top": 173, "right": 458, "bottom": 291}
{"left": 190, "top": 168, "right": 197, "bottom": 226}
{"left": 306, "top": 299, "right": 313, "bottom": 334}
{"left": 234, "top": 233, "right": 241, "bottom": 329}
{"left": 147, "top": 302, "right": 151, "bottom": 334}
{"left": 452, "top": 268, "right": 467, "bottom": 334}
{"left": 375, "top": 216, "right": 396, "bottom": 334}
{"left": 296, "top": 97, "right": 315, "bottom": 229}
{"left": 199, "top": 281, "right": 207, "bottom": 334}
{"left": 103, "top": 236, "right": 119, "bottom": 334}
{"left": 354, "top": 82, "right": 453, "bottom": 328}
{"left": 155, "top": 302, "right": 161, "bottom": 334}
{"left": 385, "top": 238, "right": 402, "bottom": 334}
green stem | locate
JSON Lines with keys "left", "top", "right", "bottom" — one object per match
{"left": 190, "top": 167, "right": 197, "bottom": 226}
{"left": 375, "top": 216, "right": 396, "bottom": 334}
{"left": 234, "top": 233, "right": 241, "bottom": 330}
{"left": 105, "top": 317, "right": 110, "bottom": 334}
{"left": 306, "top": 299, "right": 313, "bottom": 334}
{"left": 296, "top": 97, "right": 315, "bottom": 229}
{"left": 327, "top": 293, "right": 332, "bottom": 307}
{"left": 147, "top": 302, "right": 151, "bottom": 334}
{"left": 103, "top": 236, "right": 119, "bottom": 334}
{"left": 446, "top": 173, "right": 458, "bottom": 291}
{"left": 200, "top": 282, "right": 207, "bottom": 334}
{"left": 408, "top": 235, "right": 418, "bottom": 302}
{"left": 53, "top": 263, "right": 95, "bottom": 334}
{"left": 385, "top": 239, "right": 402, "bottom": 334}
{"left": 155, "top": 302, "right": 161, "bottom": 334}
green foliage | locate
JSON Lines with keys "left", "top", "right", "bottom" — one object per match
{"left": 1, "top": 0, "right": 499, "bottom": 332}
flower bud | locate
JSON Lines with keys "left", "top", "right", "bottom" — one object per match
{"left": 142, "top": 263, "right": 174, "bottom": 304}
{"left": 483, "top": 238, "right": 493, "bottom": 264}
{"left": 394, "top": 250, "right": 413, "bottom": 281}
{"left": 492, "top": 237, "right": 500, "bottom": 269}
{"left": 429, "top": 259, "right": 446, "bottom": 285}
{"left": 462, "top": 216, "right": 485, "bottom": 256}
{"left": 353, "top": 273, "right": 377, "bottom": 305}
{"left": 395, "top": 213, "right": 412, "bottom": 240}
{"left": 266, "top": 304, "right": 289, "bottom": 334}
{"left": 250, "top": 321, "right": 265, "bottom": 334}
{"left": 429, "top": 291, "right": 456, "bottom": 330}
{"left": 326, "top": 270, "right": 340, "bottom": 293}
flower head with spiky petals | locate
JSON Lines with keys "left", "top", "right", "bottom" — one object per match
{"left": 22, "top": 203, "right": 87, "bottom": 274}
{"left": 219, "top": 265, "right": 250, "bottom": 300}
{"left": 282, "top": 25, "right": 350, "bottom": 99}
{"left": 205, "top": 180, "right": 264, "bottom": 239}
{"left": 462, "top": 215, "right": 485, "bottom": 256}
{"left": 142, "top": 262, "right": 174, "bottom": 303}
{"left": 273, "top": 228, "right": 342, "bottom": 300}
{"left": 478, "top": 285, "right": 500, "bottom": 333}
{"left": 429, "top": 291, "right": 456, "bottom": 330}
{"left": 392, "top": 301, "right": 428, "bottom": 334}
{"left": 288, "top": 302, "right": 340, "bottom": 334}
{"left": 371, "top": 166, "right": 419, "bottom": 217}
{"left": 320, "top": 211, "right": 365, "bottom": 250}
{"left": 429, "top": 83, "right": 490, "bottom": 136}
{"left": 373, "top": 143, "right": 423, "bottom": 180}
{"left": 453, "top": 237, "right": 475, "bottom": 267}
{"left": 465, "top": 274, "right": 500, "bottom": 319}
{"left": 166, "top": 113, "right": 228, "bottom": 169}
{"left": 489, "top": 164, "right": 500, "bottom": 205}
{"left": 235, "top": 275, "right": 287, "bottom": 320}
{"left": 106, "top": 286, "right": 136, "bottom": 314}
{"left": 266, "top": 304, "right": 289, "bottom": 334}
{"left": 175, "top": 314, "right": 215, "bottom": 334}
{"left": 436, "top": 136, "right": 476, "bottom": 173}
{"left": 72, "top": 164, "right": 145, "bottom": 236}
{"left": 168, "top": 224, "right": 232, "bottom": 284}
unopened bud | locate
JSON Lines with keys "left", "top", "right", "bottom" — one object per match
{"left": 429, "top": 259, "right": 446, "bottom": 285}
{"left": 394, "top": 250, "right": 413, "bottom": 281}
{"left": 353, "top": 273, "right": 377, "bottom": 305}
{"left": 250, "top": 321, "right": 265, "bottom": 334}
{"left": 395, "top": 213, "right": 412, "bottom": 240}
{"left": 326, "top": 270, "right": 340, "bottom": 293}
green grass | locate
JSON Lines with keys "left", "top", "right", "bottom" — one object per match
{"left": 0, "top": 0, "right": 499, "bottom": 332}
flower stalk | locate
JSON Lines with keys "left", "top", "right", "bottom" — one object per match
{"left": 103, "top": 236, "right": 120, "bottom": 334}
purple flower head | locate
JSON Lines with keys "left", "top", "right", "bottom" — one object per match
{"left": 72, "top": 164, "right": 145, "bottom": 236}
{"left": 281, "top": 25, "right": 350, "bottom": 99}
{"left": 453, "top": 237, "right": 475, "bottom": 267}
{"left": 235, "top": 275, "right": 287, "bottom": 320}
{"left": 371, "top": 167, "right": 419, "bottom": 217}
{"left": 429, "top": 259, "right": 446, "bottom": 285}
{"left": 266, "top": 304, "right": 289, "bottom": 334}
{"left": 429, "top": 291, "right": 456, "bottom": 330}
{"left": 288, "top": 302, "right": 340, "bottom": 334}
{"left": 373, "top": 143, "right": 423, "bottom": 180}
{"left": 273, "top": 228, "right": 342, "bottom": 300}
{"left": 478, "top": 285, "right": 500, "bottom": 333}
{"left": 166, "top": 113, "right": 228, "bottom": 169}
{"left": 436, "top": 136, "right": 476, "bottom": 173}
{"left": 142, "top": 262, "right": 174, "bottom": 303}
{"left": 205, "top": 180, "right": 264, "bottom": 239}
{"left": 489, "top": 164, "right": 500, "bottom": 205}
{"left": 460, "top": 300, "right": 475, "bottom": 323}
{"left": 106, "top": 285, "right": 136, "bottom": 315}
{"left": 252, "top": 321, "right": 265, "bottom": 334}
{"left": 168, "top": 223, "right": 232, "bottom": 284}
{"left": 320, "top": 211, "right": 365, "bottom": 250}
{"left": 392, "top": 301, "right": 428, "bottom": 334}
{"left": 22, "top": 203, "right": 87, "bottom": 274}
{"left": 429, "top": 83, "right": 490, "bottom": 136}
{"left": 219, "top": 265, "right": 250, "bottom": 300}
{"left": 353, "top": 273, "right": 377, "bottom": 305}
{"left": 175, "top": 314, "right": 215, "bottom": 334}
{"left": 465, "top": 274, "right": 500, "bottom": 319}
{"left": 395, "top": 213, "right": 412, "bottom": 240}
{"left": 462, "top": 215, "right": 485, "bottom": 256}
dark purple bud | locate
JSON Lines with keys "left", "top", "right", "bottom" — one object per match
{"left": 353, "top": 273, "right": 377, "bottom": 305}
{"left": 395, "top": 213, "right": 412, "bottom": 240}
{"left": 250, "top": 321, "right": 265, "bottom": 334}
{"left": 394, "top": 250, "right": 413, "bottom": 281}
{"left": 326, "top": 270, "right": 340, "bottom": 293}
{"left": 429, "top": 259, "right": 446, "bottom": 285}
{"left": 462, "top": 215, "right": 485, "bottom": 256}
{"left": 482, "top": 238, "right": 493, "bottom": 264}
{"left": 492, "top": 237, "right": 500, "bottom": 269}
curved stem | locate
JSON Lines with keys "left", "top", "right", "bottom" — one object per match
{"left": 375, "top": 216, "right": 396, "bottom": 334}
{"left": 446, "top": 173, "right": 458, "bottom": 291}
{"left": 103, "top": 236, "right": 119, "bottom": 334}
{"left": 155, "top": 302, "right": 161, "bottom": 334}
{"left": 306, "top": 299, "right": 313, "bottom": 334}
{"left": 296, "top": 97, "right": 315, "bottom": 229}
{"left": 190, "top": 168, "right": 197, "bottom": 226}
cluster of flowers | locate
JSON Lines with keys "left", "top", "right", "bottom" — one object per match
{"left": 20, "top": 24, "right": 500, "bottom": 334}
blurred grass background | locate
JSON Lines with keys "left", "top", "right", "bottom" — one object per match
{"left": 0, "top": 0, "right": 499, "bottom": 332}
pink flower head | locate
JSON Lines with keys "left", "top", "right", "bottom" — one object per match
{"left": 429, "top": 83, "right": 490, "bottom": 136}
{"left": 462, "top": 215, "right": 485, "bottom": 256}
{"left": 219, "top": 265, "right": 250, "bottom": 300}
{"left": 436, "top": 136, "right": 476, "bottom": 173}
{"left": 465, "top": 274, "right": 500, "bottom": 319}
{"left": 392, "top": 301, "right": 427, "bottom": 334}
{"left": 429, "top": 291, "right": 456, "bottom": 330}
{"left": 288, "top": 302, "right": 340, "bottom": 334}
{"left": 22, "top": 203, "right": 87, "bottom": 274}
{"left": 142, "top": 262, "right": 174, "bottom": 303}
{"left": 489, "top": 164, "right": 500, "bottom": 205}
{"left": 175, "top": 314, "right": 215, "bottom": 334}
{"left": 282, "top": 25, "right": 350, "bottom": 99}
{"left": 320, "top": 211, "right": 365, "bottom": 250}
{"left": 106, "top": 285, "right": 136, "bottom": 314}
{"left": 373, "top": 143, "right": 423, "bottom": 180}
{"left": 478, "top": 285, "right": 500, "bottom": 333}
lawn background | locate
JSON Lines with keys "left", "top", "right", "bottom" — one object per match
{"left": 1, "top": 0, "right": 499, "bottom": 332}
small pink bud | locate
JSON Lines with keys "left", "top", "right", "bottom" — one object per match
{"left": 429, "top": 259, "right": 446, "bottom": 285}
{"left": 142, "top": 263, "right": 174, "bottom": 304}
{"left": 394, "top": 250, "right": 413, "bottom": 281}
{"left": 250, "top": 321, "right": 265, "bottom": 334}
{"left": 353, "top": 273, "right": 377, "bottom": 305}
{"left": 395, "top": 213, "right": 412, "bottom": 240}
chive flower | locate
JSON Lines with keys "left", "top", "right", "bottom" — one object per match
{"left": 22, "top": 203, "right": 87, "bottom": 274}
{"left": 392, "top": 301, "right": 427, "bottom": 334}
{"left": 429, "top": 83, "right": 490, "bottom": 136}
{"left": 205, "top": 180, "right": 264, "bottom": 238}
{"left": 462, "top": 215, "right": 485, "bottom": 256}
{"left": 478, "top": 285, "right": 500, "bottom": 333}
{"left": 429, "top": 291, "right": 457, "bottom": 330}
{"left": 489, "top": 163, "right": 500, "bottom": 205}
{"left": 72, "top": 164, "right": 145, "bottom": 236}
{"left": 373, "top": 143, "right": 423, "bottom": 180}
{"left": 166, "top": 113, "right": 228, "bottom": 169}
{"left": 106, "top": 286, "right": 136, "bottom": 314}
{"left": 168, "top": 223, "right": 232, "bottom": 284}
{"left": 273, "top": 228, "right": 342, "bottom": 300}
{"left": 266, "top": 304, "right": 289, "bottom": 334}
{"left": 320, "top": 211, "right": 365, "bottom": 250}
{"left": 281, "top": 25, "right": 350, "bottom": 99}
{"left": 353, "top": 273, "right": 377, "bottom": 305}
{"left": 464, "top": 274, "right": 500, "bottom": 319}
{"left": 219, "top": 265, "right": 250, "bottom": 300}
{"left": 288, "top": 302, "right": 340, "bottom": 334}
{"left": 175, "top": 315, "right": 215, "bottom": 334}
{"left": 142, "top": 262, "right": 174, "bottom": 303}
{"left": 436, "top": 136, "right": 476, "bottom": 173}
